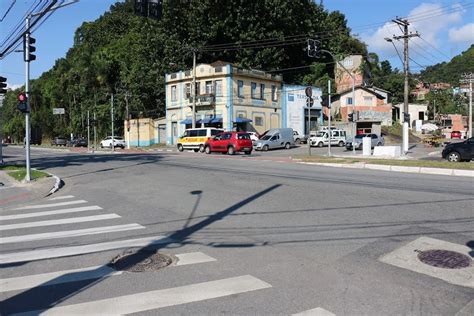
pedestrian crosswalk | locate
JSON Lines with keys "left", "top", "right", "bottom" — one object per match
{"left": 0, "top": 195, "right": 275, "bottom": 315}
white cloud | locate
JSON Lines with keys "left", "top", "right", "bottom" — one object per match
{"left": 7, "top": 83, "right": 23, "bottom": 91}
{"left": 449, "top": 23, "right": 474, "bottom": 42}
{"left": 362, "top": 2, "right": 466, "bottom": 56}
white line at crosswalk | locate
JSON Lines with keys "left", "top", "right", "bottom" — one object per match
{"left": 0, "top": 213, "right": 120, "bottom": 231}
{"left": 13, "top": 200, "right": 88, "bottom": 210}
{"left": 15, "top": 275, "right": 272, "bottom": 315}
{"left": 293, "top": 307, "right": 336, "bottom": 316}
{"left": 48, "top": 195, "right": 75, "bottom": 201}
{"left": 0, "top": 205, "right": 103, "bottom": 221}
{"left": 0, "top": 252, "right": 216, "bottom": 292}
{"left": 0, "top": 236, "right": 172, "bottom": 264}
{"left": 0, "top": 223, "right": 145, "bottom": 244}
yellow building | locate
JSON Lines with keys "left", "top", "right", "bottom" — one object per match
{"left": 165, "top": 61, "right": 283, "bottom": 145}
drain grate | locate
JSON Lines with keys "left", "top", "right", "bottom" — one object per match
{"left": 417, "top": 249, "right": 472, "bottom": 269}
{"left": 109, "top": 249, "right": 173, "bottom": 272}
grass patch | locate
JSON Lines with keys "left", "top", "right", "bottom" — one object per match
{"left": 0, "top": 164, "right": 25, "bottom": 171}
{"left": 297, "top": 155, "right": 474, "bottom": 170}
{"left": 3, "top": 166, "right": 49, "bottom": 181}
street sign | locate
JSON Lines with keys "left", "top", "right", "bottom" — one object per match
{"left": 53, "top": 108, "right": 65, "bottom": 115}
{"left": 305, "top": 86, "right": 312, "bottom": 97}
{"left": 306, "top": 97, "right": 314, "bottom": 107}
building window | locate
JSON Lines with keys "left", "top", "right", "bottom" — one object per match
{"left": 260, "top": 83, "right": 265, "bottom": 99}
{"left": 184, "top": 83, "right": 191, "bottom": 99}
{"left": 205, "top": 81, "right": 213, "bottom": 94}
{"left": 251, "top": 82, "right": 257, "bottom": 99}
{"left": 171, "top": 85, "right": 177, "bottom": 101}
{"left": 255, "top": 116, "right": 263, "bottom": 126}
{"left": 363, "top": 96, "right": 373, "bottom": 106}
{"left": 238, "top": 80, "right": 244, "bottom": 98}
{"left": 215, "top": 66, "right": 222, "bottom": 73}
{"left": 271, "top": 85, "right": 278, "bottom": 101}
{"left": 346, "top": 97, "right": 353, "bottom": 105}
{"left": 195, "top": 82, "right": 201, "bottom": 96}
{"left": 214, "top": 80, "right": 222, "bottom": 96}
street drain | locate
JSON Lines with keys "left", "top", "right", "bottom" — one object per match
{"left": 417, "top": 249, "right": 472, "bottom": 269}
{"left": 109, "top": 249, "right": 173, "bottom": 272}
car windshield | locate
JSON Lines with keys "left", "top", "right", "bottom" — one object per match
{"left": 355, "top": 135, "right": 365, "bottom": 139}
{"left": 261, "top": 135, "right": 272, "bottom": 140}
{"left": 316, "top": 132, "right": 326, "bottom": 137}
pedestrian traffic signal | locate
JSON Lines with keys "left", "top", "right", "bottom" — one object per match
{"left": 403, "top": 112, "right": 410, "bottom": 123}
{"left": 17, "top": 92, "right": 28, "bottom": 113}
{"left": 348, "top": 112, "right": 354, "bottom": 122}
{"left": 0, "top": 76, "right": 7, "bottom": 94}
{"left": 23, "top": 32, "right": 36, "bottom": 62}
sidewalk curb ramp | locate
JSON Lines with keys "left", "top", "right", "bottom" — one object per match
{"left": 297, "top": 162, "right": 474, "bottom": 177}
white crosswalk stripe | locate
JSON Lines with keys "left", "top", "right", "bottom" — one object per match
{"left": 13, "top": 200, "right": 88, "bottom": 210}
{"left": 0, "top": 223, "right": 145, "bottom": 244}
{"left": 0, "top": 205, "right": 103, "bottom": 221}
{"left": 14, "top": 275, "right": 272, "bottom": 315}
{"left": 293, "top": 307, "right": 336, "bottom": 316}
{"left": 48, "top": 195, "right": 75, "bottom": 201}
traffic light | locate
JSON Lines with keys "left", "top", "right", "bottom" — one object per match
{"left": 348, "top": 112, "right": 354, "bottom": 122}
{"left": 307, "top": 39, "right": 321, "bottom": 58}
{"left": 23, "top": 32, "right": 36, "bottom": 62}
{"left": 17, "top": 92, "right": 28, "bottom": 113}
{"left": 134, "top": 0, "right": 162, "bottom": 19}
{"left": 403, "top": 112, "right": 410, "bottom": 123}
{"left": 0, "top": 76, "right": 7, "bottom": 94}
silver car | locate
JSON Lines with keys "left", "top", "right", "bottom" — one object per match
{"left": 345, "top": 133, "right": 384, "bottom": 150}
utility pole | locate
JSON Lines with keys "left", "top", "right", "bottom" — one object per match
{"left": 24, "top": 16, "right": 32, "bottom": 182}
{"left": 111, "top": 93, "right": 114, "bottom": 152}
{"left": 391, "top": 18, "right": 419, "bottom": 154}
{"left": 460, "top": 72, "right": 473, "bottom": 138}
{"left": 87, "top": 110, "right": 90, "bottom": 152}
{"left": 192, "top": 49, "right": 197, "bottom": 129}
{"left": 125, "top": 92, "right": 130, "bottom": 149}
{"left": 328, "top": 80, "right": 332, "bottom": 157}
{"left": 93, "top": 111, "right": 97, "bottom": 152}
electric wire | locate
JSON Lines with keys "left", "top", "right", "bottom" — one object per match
{"left": 0, "top": 0, "right": 16, "bottom": 22}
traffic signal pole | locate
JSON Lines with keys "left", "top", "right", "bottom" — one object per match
{"left": 24, "top": 16, "right": 32, "bottom": 182}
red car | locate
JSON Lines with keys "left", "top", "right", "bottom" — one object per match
{"left": 451, "top": 131, "right": 462, "bottom": 139}
{"left": 204, "top": 132, "right": 253, "bottom": 155}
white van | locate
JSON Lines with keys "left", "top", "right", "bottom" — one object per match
{"left": 253, "top": 128, "right": 295, "bottom": 151}
{"left": 177, "top": 128, "right": 223, "bottom": 152}
{"left": 309, "top": 129, "right": 347, "bottom": 147}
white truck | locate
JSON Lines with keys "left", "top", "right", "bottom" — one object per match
{"left": 309, "top": 129, "right": 347, "bottom": 147}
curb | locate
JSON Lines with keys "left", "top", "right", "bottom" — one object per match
{"left": 297, "top": 161, "right": 474, "bottom": 177}
{"left": 45, "top": 172, "right": 64, "bottom": 196}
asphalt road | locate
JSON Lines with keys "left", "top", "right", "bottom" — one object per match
{"left": 1, "top": 146, "right": 473, "bottom": 315}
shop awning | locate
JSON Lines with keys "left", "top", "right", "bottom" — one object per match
{"left": 234, "top": 117, "right": 252, "bottom": 123}
{"left": 200, "top": 117, "right": 223, "bottom": 124}
{"left": 180, "top": 119, "right": 192, "bottom": 124}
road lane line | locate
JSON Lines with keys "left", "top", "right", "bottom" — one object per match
{"left": 0, "top": 265, "right": 122, "bottom": 293}
{"left": 0, "top": 223, "right": 144, "bottom": 244}
{"left": 13, "top": 200, "right": 88, "bottom": 210}
{"left": 0, "top": 214, "right": 120, "bottom": 231}
{"left": 15, "top": 275, "right": 272, "bottom": 315}
{"left": 0, "top": 206, "right": 103, "bottom": 221}
{"left": 48, "top": 195, "right": 75, "bottom": 201}
{"left": 175, "top": 252, "right": 216, "bottom": 266}
{"left": 0, "top": 236, "right": 171, "bottom": 264}
{"left": 293, "top": 307, "right": 336, "bottom": 316}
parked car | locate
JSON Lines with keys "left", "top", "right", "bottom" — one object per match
{"left": 177, "top": 127, "right": 224, "bottom": 152}
{"left": 51, "top": 136, "right": 68, "bottom": 146}
{"left": 246, "top": 132, "right": 260, "bottom": 142}
{"left": 442, "top": 137, "right": 474, "bottom": 162}
{"left": 100, "top": 136, "right": 125, "bottom": 149}
{"left": 293, "top": 131, "right": 307, "bottom": 144}
{"left": 451, "top": 131, "right": 462, "bottom": 139}
{"left": 253, "top": 128, "right": 294, "bottom": 151}
{"left": 345, "top": 133, "right": 384, "bottom": 150}
{"left": 309, "top": 129, "right": 347, "bottom": 147}
{"left": 68, "top": 138, "right": 88, "bottom": 147}
{"left": 204, "top": 132, "right": 253, "bottom": 155}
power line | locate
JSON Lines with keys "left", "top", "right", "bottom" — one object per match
{"left": 0, "top": 0, "right": 16, "bottom": 22}
{"left": 418, "top": 36, "right": 452, "bottom": 60}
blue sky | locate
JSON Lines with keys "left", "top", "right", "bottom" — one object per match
{"left": 1, "top": 0, "right": 473, "bottom": 88}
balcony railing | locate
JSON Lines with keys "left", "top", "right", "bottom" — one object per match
{"left": 190, "top": 93, "right": 216, "bottom": 106}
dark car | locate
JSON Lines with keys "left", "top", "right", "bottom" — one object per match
{"left": 68, "top": 138, "right": 88, "bottom": 147}
{"left": 204, "top": 132, "right": 253, "bottom": 155}
{"left": 51, "top": 136, "right": 68, "bottom": 146}
{"left": 442, "top": 137, "right": 474, "bottom": 162}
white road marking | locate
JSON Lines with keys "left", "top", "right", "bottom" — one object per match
{"left": 0, "top": 236, "right": 171, "bottom": 264}
{"left": 48, "top": 195, "right": 75, "bottom": 201}
{"left": 17, "top": 275, "right": 272, "bottom": 315}
{"left": 0, "top": 213, "right": 120, "bottom": 231}
{"left": 0, "top": 223, "right": 144, "bottom": 244}
{"left": 379, "top": 237, "right": 474, "bottom": 289}
{"left": 0, "top": 265, "right": 122, "bottom": 293}
{"left": 175, "top": 252, "right": 216, "bottom": 266}
{"left": 293, "top": 307, "right": 336, "bottom": 316}
{"left": 0, "top": 205, "right": 103, "bottom": 221}
{"left": 13, "top": 200, "right": 88, "bottom": 210}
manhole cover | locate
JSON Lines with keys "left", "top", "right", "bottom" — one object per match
{"left": 417, "top": 249, "right": 472, "bottom": 269}
{"left": 109, "top": 249, "right": 173, "bottom": 272}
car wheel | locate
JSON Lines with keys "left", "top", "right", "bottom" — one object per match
{"left": 100, "top": 144, "right": 104, "bottom": 148}
{"left": 199, "top": 144, "right": 205, "bottom": 153}
{"left": 317, "top": 142, "right": 323, "bottom": 148}
{"left": 245, "top": 150, "right": 252, "bottom": 155}
{"left": 295, "top": 138, "right": 301, "bottom": 144}
{"left": 377, "top": 142, "right": 382, "bottom": 146}
{"left": 263, "top": 145, "right": 269, "bottom": 152}
{"left": 227, "top": 146, "right": 235, "bottom": 155}
{"left": 338, "top": 141, "right": 344, "bottom": 147}
{"left": 447, "top": 151, "right": 461, "bottom": 162}
{"left": 193, "top": 148, "right": 199, "bottom": 152}
{"left": 177, "top": 144, "right": 184, "bottom": 152}
{"left": 205, "top": 146, "right": 211, "bottom": 154}
{"left": 285, "top": 142, "right": 291, "bottom": 149}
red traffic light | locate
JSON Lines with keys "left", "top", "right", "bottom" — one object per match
{"left": 18, "top": 92, "right": 27, "bottom": 102}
